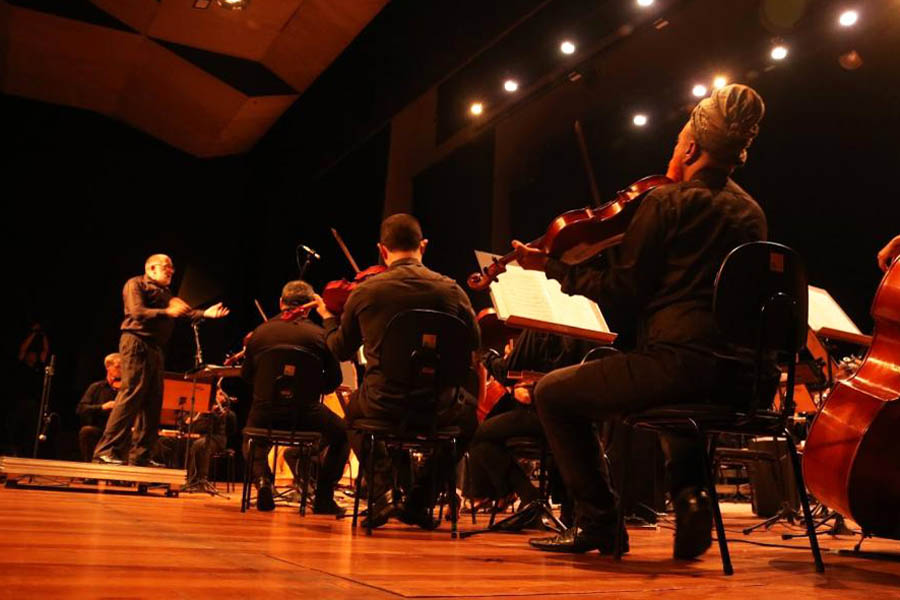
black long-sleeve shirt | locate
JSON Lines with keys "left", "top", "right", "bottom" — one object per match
{"left": 483, "top": 329, "right": 598, "bottom": 386}
{"left": 76, "top": 380, "right": 117, "bottom": 428}
{"left": 241, "top": 313, "right": 343, "bottom": 396}
{"left": 120, "top": 275, "right": 203, "bottom": 347}
{"left": 324, "top": 258, "right": 480, "bottom": 414}
{"left": 545, "top": 169, "right": 767, "bottom": 356}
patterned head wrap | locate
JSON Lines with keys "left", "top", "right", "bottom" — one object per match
{"left": 690, "top": 84, "right": 765, "bottom": 165}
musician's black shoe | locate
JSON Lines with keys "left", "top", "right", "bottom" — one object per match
{"left": 94, "top": 454, "right": 125, "bottom": 466}
{"left": 256, "top": 478, "right": 276, "bottom": 512}
{"left": 132, "top": 458, "right": 166, "bottom": 468}
{"left": 396, "top": 504, "right": 441, "bottom": 531}
{"left": 529, "top": 525, "right": 627, "bottom": 554}
{"left": 360, "top": 491, "right": 396, "bottom": 529}
{"left": 313, "top": 498, "right": 347, "bottom": 518}
{"left": 673, "top": 487, "right": 713, "bottom": 559}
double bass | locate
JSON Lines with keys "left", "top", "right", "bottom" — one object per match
{"left": 803, "top": 260, "right": 900, "bottom": 540}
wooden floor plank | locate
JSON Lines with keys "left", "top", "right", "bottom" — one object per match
{"left": 1, "top": 485, "right": 899, "bottom": 599}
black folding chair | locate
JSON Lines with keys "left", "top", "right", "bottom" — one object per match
{"left": 614, "top": 241, "right": 825, "bottom": 574}
{"left": 241, "top": 345, "right": 324, "bottom": 516}
{"left": 350, "top": 309, "right": 473, "bottom": 537}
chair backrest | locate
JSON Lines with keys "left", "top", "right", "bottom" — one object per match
{"left": 714, "top": 242, "right": 808, "bottom": 354}
{"left": 251, "top": 345, "right": 324, "bottom": 421}
{"left": 713, "top": 241, "right": 808, "bottom": 413}
{"left": 380, "top": 309, "right": 473, "bottom": 408}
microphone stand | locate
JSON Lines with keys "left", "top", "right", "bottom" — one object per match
{"left": 32, "top": 355, "right": 56, "bottom": 458}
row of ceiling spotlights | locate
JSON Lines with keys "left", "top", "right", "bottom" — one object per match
{"left": 469, "top": 8, "right": 861, "bottom": 118}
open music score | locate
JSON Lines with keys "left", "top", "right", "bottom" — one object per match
{"left": 808, "top": 285, "right": 872, "bottom": 347}
{"left": 474, "top": 251, "right": 616, "bottom": 344}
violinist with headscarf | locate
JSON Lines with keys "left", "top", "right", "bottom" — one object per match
{"left": 510, "top": 84, "right": 774, "bottom": 558}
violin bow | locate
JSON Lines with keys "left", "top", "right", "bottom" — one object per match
{"left": 330, "top": 228, "right": 361, "bottom": 274}
{"left": 574, "top": 120, "right": 603, "bottom": 207}
{"left": 253, "top": 299, "right": 268, "bottom": 322}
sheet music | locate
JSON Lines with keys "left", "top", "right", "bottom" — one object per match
{"left": 808, "top": 285, "right": 862, "bottom": 335}
{"left": 476, "top": 251, "right": 615, "bottom": 342}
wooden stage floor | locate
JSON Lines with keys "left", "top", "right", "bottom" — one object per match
{"left": 1, "top": 484, "right": 898, "bottom": 599}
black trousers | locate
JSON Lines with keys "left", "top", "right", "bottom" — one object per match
{"left": 243, "top": 403, "right": 350, "bottom": 503}
{"left": 93, "top": 334, "right": 164, "bottom": 464}
{"left": 78, "top": 426, "right": 103, "bottom": 462}
{"left": 534, "top": 346, "right": 726, "bottom": 528}
{"left": 466, "top": 406, "right": 544, "bottom": 502}
{"left": 345, "top": 390, "right": 478, "bottom": 509}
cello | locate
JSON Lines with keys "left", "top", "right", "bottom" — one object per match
{"left": 803, "top": 260, "right": 900, "bottom": 540}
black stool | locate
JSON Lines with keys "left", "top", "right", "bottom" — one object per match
{"left": 241, "top": 429, "right": 322, "bottom": 515}
{"left": 210, "top": 448, "right": 236, "bottom": 492}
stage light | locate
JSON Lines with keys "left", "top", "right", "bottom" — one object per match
{"left": 216, "top": 0, "right": 249, "bottom": 9}
{"left": 503, "top": 79, "right": 519, "bottom": 93}
{"left": 713, "top": 76, "right": 727, "bottom": 89}
{"left": 633, "top": 114, "right": 648, "bottom": 127}
{"left": 692, "top": 84, "right": 708, "bottom": 97}
{"left": 560, "top": 41, "right": 576, "bottom": 55}
{"left": 770, "top": 45, "right": 788, "bottom": 60}
{"left": 839, "top": 10, "right": 858, "bottom": 27}
{"left": 470, "top": 102, "right": 484, "bottom": 116}
{"left": 637, "top": 0, "right": 654, "bottom": 7}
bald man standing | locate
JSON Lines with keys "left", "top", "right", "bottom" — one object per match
{"left": 512, "top": 85, "right": 774, "bottom": 558}
{"left": 93, "top": 254, "right": 229, "bottom": 466}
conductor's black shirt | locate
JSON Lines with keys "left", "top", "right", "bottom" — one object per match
{"left": 119, "top": 275, "right": 203, "bottom": 347}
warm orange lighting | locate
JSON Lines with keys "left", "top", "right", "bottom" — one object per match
{"left": 633, "top": 114, "right": 648, "bottom": 127}
{"left": 503, "top": 80, "right": 519, "bottom": 93}
{"left": 692, "top": 84, "right": 708, "bottom": 97}
{"left": 560, "top": 41, "right": 576, "bottom": 55}
{"left": 771, "top": 45, "right": 788, "bottom": 60}
{"left": 713, "top": 76, "right": 727, "bottom": 89}
{"left": 470, "top": 102, "right": 484, "bottom": 116}
{"left": 637, "top": 0, "right": 654, "bottom": 6}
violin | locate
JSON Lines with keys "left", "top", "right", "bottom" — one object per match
{"left": 321, "top": 228, "right": 387, "bottom": 314}
{"left": 803, "top": 259, "right": 900, "bottom": 540}
{"left": 223, "top": 299, "right": 317, "bottom": 366}
{"left": 467, "top": 174, "right": 672, "bottom": 291}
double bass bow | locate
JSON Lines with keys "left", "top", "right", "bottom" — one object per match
{"left": 803, "top": 259, "right": 900, "bottom": 541}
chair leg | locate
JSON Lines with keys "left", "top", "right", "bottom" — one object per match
{"left": 449, "top": 437, "right": 459, "bottom": 539}
{"left": 241, "top": 438, "right": 254, "bottom": 513}
{"left": 539, "top": 438, "right": 548, "bottom": 499}
{"left": 614, "top": 423, "right": 632, "bottom": 561}
{"left": 489, "top": 501, "right": 498, "bottom": 527}
{"left": 366, "top": 433, "right": 376, "bottom": 536}
{"left": 352, "top": 454, "right": 364, "bottom": 528}
{"left": 784, "top": 430, "right": 825, "bottom": 573}
{"left": 299, "top": 445, "right": 309, "bottom": 516}
{"left": 464, "top": 452, "right": 476, "bottom": 524}
{"left": 698, "top": 428, "right": 733, "bottom": 576}
{"left": 228, "top": 453, "right": 235, "bottom": 493}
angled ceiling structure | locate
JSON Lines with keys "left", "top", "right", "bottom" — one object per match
{"left": 0, "top": 0, "right": 388, "bottom": 157}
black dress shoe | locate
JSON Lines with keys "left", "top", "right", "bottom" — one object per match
{"left": 396, "top": 505, "right": 441, "bottom": 531}
{"left": 529, "top": 525, "right": 626, "bottom": 554}
{"left": 256, "top": 478, "right": 276, "bottom": 512}
{"left": 94, "top": 454, "right": 125, "bottom": 466}
{"left": 132, "top": 458, "right": 166, "bottom": 468}
{"left": 313, "top": 498, "right": 347, "bottom": 518}
{"left": 673, "top": 487, "right": 713, "bottom": 560}
{"left": 361, "top": 491, "right": 396, "bottom": 529}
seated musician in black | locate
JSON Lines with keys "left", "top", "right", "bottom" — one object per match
{"left": 155, "top": 387, "right": 238, "bottom": 481}
{"left": 511, "top": 84, "right": 774, "bottom": 558}
{"left": 241, "top": 280, "right": 348, "bottom": 514}
{"left": 314, "top": 213, "right": 480, "bottom": 530}
{"left": 467, "top": 330, "right": 595, "bottom": 526}
{"left": 76, "top": 353, "right": 121, "bottom": 462}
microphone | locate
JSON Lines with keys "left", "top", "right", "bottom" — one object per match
{"left": 299, "top": 244, "right": 321, "bottom": 261}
